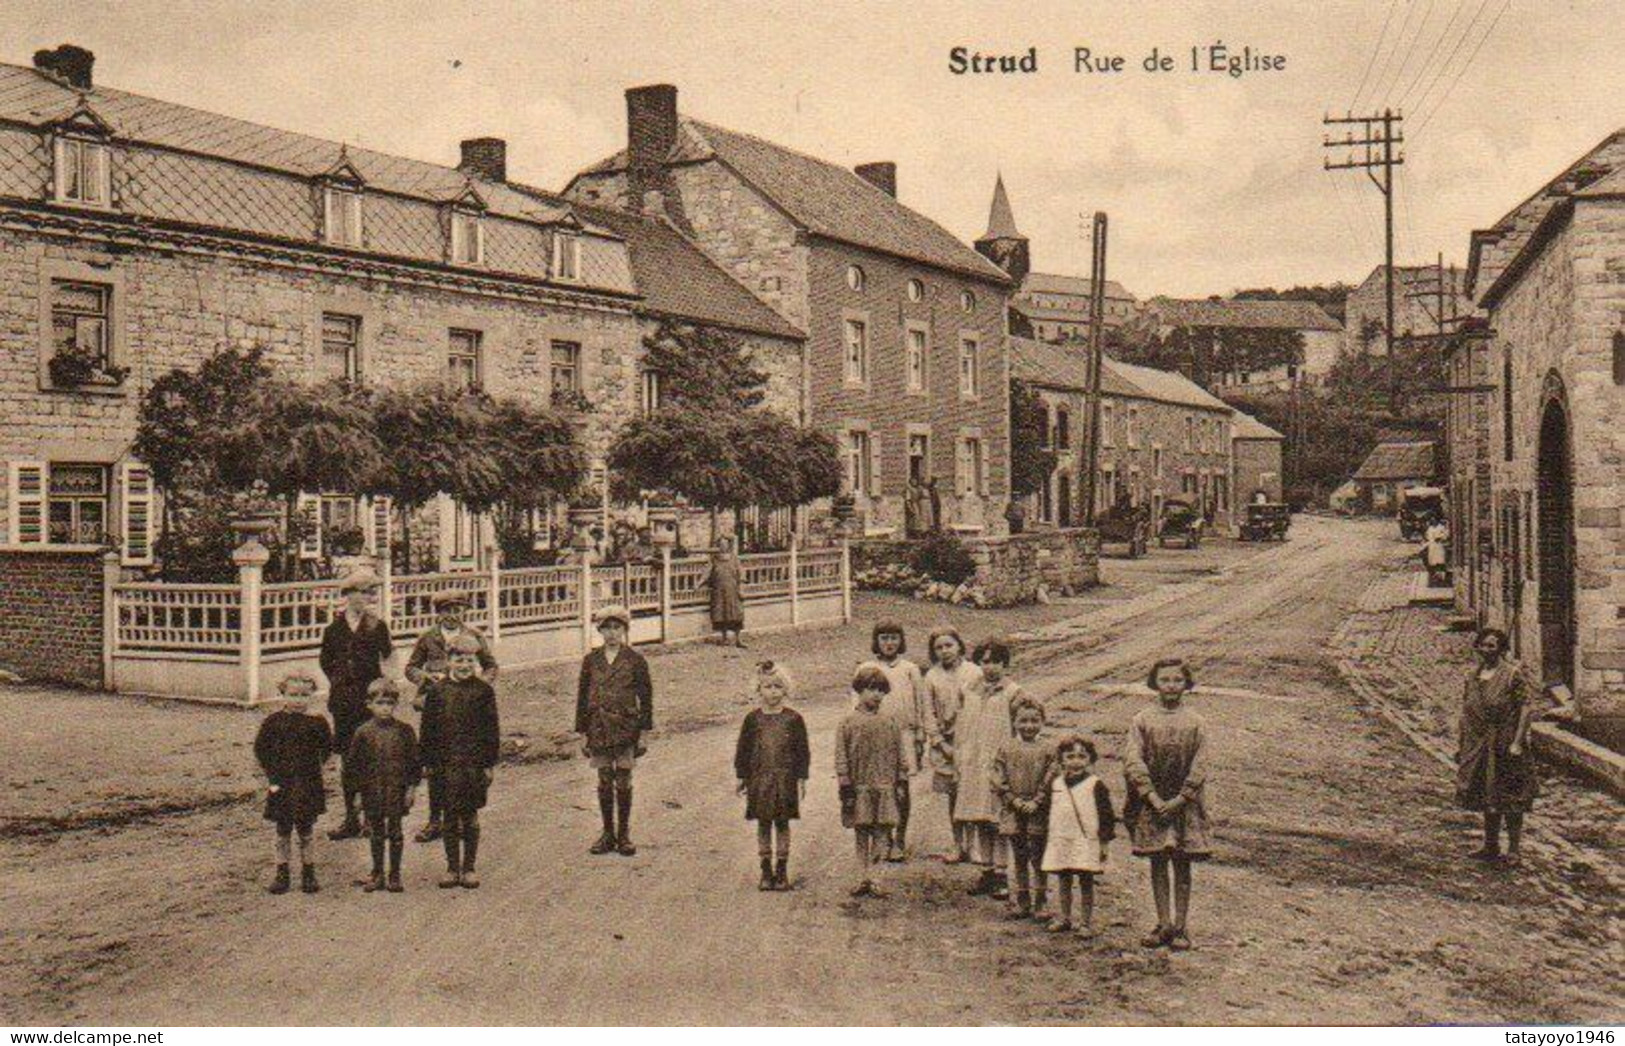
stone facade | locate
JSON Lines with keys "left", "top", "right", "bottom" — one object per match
{"left": 1477, "top": 191, "right": 1625, "bottom": 721}
{"left": 1233, "top": 438, "right": 1284, "bottom": 505}
{"left": 0, "top": 547, "right": 105, "bottom": 686}
{"left": 963, "top": 528, "right": 1100, "bottom": 604}
{"left": 1444, "top": 333, "right": 1495, "bottom": 617}
{"left": 1097, "top": 388, "right": 1234, "bottom": 531}
{"left": 1345, "top": 264, "right": 1473, "bottom": 358}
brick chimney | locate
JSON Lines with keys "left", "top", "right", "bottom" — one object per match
{"left": 855, "top": 162, "right": 897, "bottom": 198}
{"left": 458, "top": 137, "right": 507, "bottom": 182}
{"left": 33, "top": 44, "right": 95, "bottom": 90}
{"left": 626, "top": 84, "right": 678, "bottom": 212}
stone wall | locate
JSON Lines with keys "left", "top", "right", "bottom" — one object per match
{"left": 1445, "top": 336, "right": 1494, "bottom": 616}
{"left": 0, "top": 548, "right": 104, "bottom": 686}
{"left": 964, "top": 528, "right": 1101, "bottom": 605}
{"left": 1233, "top": 438, "right": 1284, "bottom": 506}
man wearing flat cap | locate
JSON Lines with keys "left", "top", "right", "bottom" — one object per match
{"left": 405, "top": 590, "right": 498, "bottom": 843}
{"left": 576, "top": 605, "right": 654, "bottom": 856}
{"left": 319, "top": 570, "right": 394, "bottom": 840}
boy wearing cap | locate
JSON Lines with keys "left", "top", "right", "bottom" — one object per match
{"left": 420, "top": 632, "right": 501, "bottom": 888}
{"left": 348, "top": 679, "right": 420, "bottom": 892}
{"left": 319, "top": 571, "right": 394, "bottom": 840}
{"left": 405, "top": 591, "right": 498, "bottom": 843}
{"left": 575, "top": 605, "right": 654, "bottom": 856}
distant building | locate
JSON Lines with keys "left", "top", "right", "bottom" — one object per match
{"left": 567, "top": 86, "right": 1015, "bottom": 537}
{"left": 1461, "top": 127, "right": 1625, "bottom": 717}
{"left": 1343, "top": 263, "right": 1472, "bottom": 358}
{"left": 1350, "top": 440, "right": 1437, "bottom": 513}
{"left": 973, "top": 176, "right": 1138, "bottom": 344}
{"left": 1144, "top": 297, "right": 1344, "bottom": 393}
{"left": 1231, "top": 411, "right": 1285, "bottom": 506}
{"left": 1009, "top": 337, "right": 1236, "bottom": 531}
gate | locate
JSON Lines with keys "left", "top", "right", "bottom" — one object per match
{"left": 1536, "top": 394, "right": 1576, "bottom": 689}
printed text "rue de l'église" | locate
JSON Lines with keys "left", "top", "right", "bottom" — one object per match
{"left": 948, "top": 45, "right": 1287, "bottom": 79}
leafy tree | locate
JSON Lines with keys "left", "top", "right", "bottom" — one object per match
{"left": 639, "top": 320, "right": 768, "bottom": 412}
{"left": 792, "top": 428, "right": 844, "bottom": 505}
{"left": 1232, "top": 283, "right": 1352, "bottom": 325}
{"left": 485, "top": 395, "right": 589, "bottom": 563}
{"left": 1008, "top": 380, "right": 1058, "bottom": 500}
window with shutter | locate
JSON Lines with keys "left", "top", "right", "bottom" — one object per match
{"left": 7, "top": 461, "right": 47, "bottom": 545}
{"left": 868, "top": 434, "right": 882, "bottom": 497}
{"left": 295, "top": 493, "right": 322, "bottom": 559}
{"left": 119, "top": 461, "right": 155, "bottom": 566}
{"left": 367, "top": 495, "right": 393, "bottom": 558}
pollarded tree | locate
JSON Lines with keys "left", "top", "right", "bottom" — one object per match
{"left": 485, "top": 395, "right": 589, "bottom": 563}
{"left": 1009, "top": 379, "right": 1058, "bottom": 501}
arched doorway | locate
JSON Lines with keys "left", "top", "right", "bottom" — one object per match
{"left": 1536, "top": 385, "right": 1576, "bottom": 689}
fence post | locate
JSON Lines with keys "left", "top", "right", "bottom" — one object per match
{"left": 579, "top": 553, "right": 595, "bottom": 655}
{"left": 840, "top": 538, "right": 853, "bottom": 624}
{"left": 788, "top": 536, "right": 800, "bottom": 626}
{"left": 377, "top": 549, "right": 394, "bottom": 628}
{"left": 659, "top": 546, "right": 673, "bottom": 642}
{"left": 486, "top": 544, "right": 502, "bottom": 643}
{"left": 233, "top": 537, "right": 270, "bottom": 705}
{"left": 101, "top": 551, "right": 121, "bottom": 691}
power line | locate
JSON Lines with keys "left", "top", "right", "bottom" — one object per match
{"left": 1366, "top": 0, "right": 1416, "bottom": 110}
{"left": 1396, "top": 0, "right": 1467, "bottom": 110}
{"left": 1415, "top": 0, "right": 1513, "bottom": 132}
{"left": 1351, "top": 0, "right": 1401, "bottom": 111}
{"left": 1383, "top": 0, "right": 1438, "bottom": 107}
{"left": 1405, "top": 0, "right": 1495, "bottom": 124}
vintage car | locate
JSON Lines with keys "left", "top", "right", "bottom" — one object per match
{"left": 1157, "top": 498, "right": 1203, "bottom": 549}
{"left": 1239, "top": 502, "right": 1291, "bottom": 542}
{"left": 1097, "top": 502, "right": 1152, "bottom": 558}
{"left": 1398, "top": 486, "right": 1446, "bottom": 541}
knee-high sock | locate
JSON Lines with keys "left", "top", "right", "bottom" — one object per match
{"left": 616, "top": 786, "right": 633, "bottom": 838}
{"left": 369, "top": 832, "right": 385, "bottom": 873}
{"left": 463, "top": 814, "right": 480, "bottom": 869}
{"left": 295, "top": 829, "right": 314, "bottom": 866}
{"left": 275, "top": 830, "right": 292, "bottom": 865}
{"left": 443, "top": 815, "right": 463, "bottom": 871}
{"left": 597, "top": 778, "right": 616, "bottom": 836}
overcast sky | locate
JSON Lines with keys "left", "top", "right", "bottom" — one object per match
{"left": 5, "top": 1, "right": 1621, "bottom": 297}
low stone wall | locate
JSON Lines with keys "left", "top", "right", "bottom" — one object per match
{"left": 0, "top": 548, "right": 106, "bottom": 687}
{"left": 964, "top": 528, "right": 1100, "bottom": 604}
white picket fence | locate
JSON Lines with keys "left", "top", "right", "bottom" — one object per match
{"left": 108, "top": 546, "right": 850, "bottom": 704}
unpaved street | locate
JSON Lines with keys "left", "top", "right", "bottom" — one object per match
{"left": 4, "top": 517, "right": 1619, "bottom": 1025}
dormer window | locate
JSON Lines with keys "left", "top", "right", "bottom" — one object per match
{"left": 52, "top": 135, "right": 110, "bottom": 207}
{"left": 323, "top": 187, "right": 363, "bottom": 247}
{"left": 450, "top": 210, "right": 484, "bottom": 265}
{"left": 553, "top": 233, "right": 581, "bottom": 282}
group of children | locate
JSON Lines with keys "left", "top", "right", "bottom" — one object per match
{"left": 254, "top": 585, "right": 501, "bottom": 895}
{"left": 732, "top": 622, "right": 1212, "bottom": 948}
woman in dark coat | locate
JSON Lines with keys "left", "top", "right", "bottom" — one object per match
{"left": 319, "top": 571, "right": 394, "bottom": 839}
{"left": 1456, "top": 627, "right": 1545, "bottom": 863}
{"left": 707, "top": 536, "right": 746, "bottom": 647}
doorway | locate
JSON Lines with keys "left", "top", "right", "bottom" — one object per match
{"left": 1535, "top": 394, "right": 1576, "bottom": 689}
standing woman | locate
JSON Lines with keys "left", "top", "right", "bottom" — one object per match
{"left": 1456, "top": 627, "right": 1544, "bottom": 864}
{"left": 708, "top": 536, "right": 747, "bottom": 648}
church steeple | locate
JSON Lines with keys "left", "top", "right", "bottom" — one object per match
{"left": 975, "top": 173, "right": 1030, "bottom": 283}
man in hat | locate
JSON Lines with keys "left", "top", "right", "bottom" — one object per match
{"left": 319, "top": 570, "right": 394, "bottom": 840}
{"left": 405, "top": 590, "right": 498, "bottom": 842}
{"left": 575, "top": 605, "right": 654, "bottom": 855}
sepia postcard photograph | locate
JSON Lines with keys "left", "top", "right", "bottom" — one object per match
{"left": 0, "top": 0, "right": 1620, "bottom": 1032}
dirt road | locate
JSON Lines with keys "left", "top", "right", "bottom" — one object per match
{"left": 5, "top": 516, "right": 1618, "bottom": 1025}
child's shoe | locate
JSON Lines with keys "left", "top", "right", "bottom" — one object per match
{"left": 758, "top": 858, "right": 775, "bottom": 891}
{"left": 460, "top": 867, "right": 480, "bottom": 889}
{"left": 1168, "top": 929, "right": 1192, "bottom": 951}
{"left": 414, "top": 820, "right": 442, "bottom": 843}
{"left": 773, "top": 858, "right": 791, "bottom": 891}
{"left": 1046, "top": 918, "right": 1072, "bottom": 933}
{"left": 386, "top": 871, "right": 403, "bottom": 893}
{"left": 849, "top": 880, "right": 871, "bottom": 897}
{"left": 267, "top": 864, "right": 291, "bottom": 895}
{"left": 328, "top": 816, "right": 362, "bottom": 841}
{"left": 589, "top": 831, "right": 616, "bottom": 855}
{"left": 1141, "top": 925, "right": 1173, "bottom": 948}
{"left": 1076, "top": 923, "right": 1099, "bottom": 940}
{"left": 439, "top": 868, "right": 462, "bottom": 888}
{"left": 991, "top": 878, "right": 1010, "bottom": 901}
{"left": 362, "top": 871, "right": 385, "bottom": 893}
{"left": 867, "top": 881, "right": 889, "bottom": 899}
{"left": 300, "top": 865, "right": 320, "bottom": 894}
{"left": 885, "top": 842, "right": 905, "bottom": 863}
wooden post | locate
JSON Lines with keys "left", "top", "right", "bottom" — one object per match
{"left": 233, "top": 537, "right": 270, "bottom": 705}
{"left": 659, "top": 546, "right": 673, "bottom": 642}
{"left": 485, "top": 544, "right": 502, "bottom": 642}
{"left": 579, "top": 553, "right": 595, "bottom": 655}
{"left": 788, "top": 536, "right": 801, "bottom": 626}
{"left": 101, "top": 550, "right": 121, "bottom": 691}
{"left": 840, "top": 538, "right": 853, "bottom": 624}
{"left": 377, "top": 549, "right": 393, "bottom": 628}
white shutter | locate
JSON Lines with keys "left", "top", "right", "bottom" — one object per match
{"left": 8, "top": 461, "right": 47, "bottom": 545}
{"left": 867, "top": 433, "right": 882, "bottom": 497}
{"left": 955, "top": 440, "right": 970, "bottom": 495}
{"left": 119, "top": 461, "right": 155, "bottom": 566}
{"left": 366, "top": 495, "right": 393, "bottom": 558}
{"left": 978, "top": 439, "right": 990, "bottom": 497}
{"left": 296, "top": 493, "right": 322, "bottom": 560}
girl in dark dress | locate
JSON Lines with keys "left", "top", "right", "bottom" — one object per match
{"left": 735, "top": 661, "right": 811, "bottom": 891}
{"left": 255, "top": 672, "right": 332, "bottom": 895}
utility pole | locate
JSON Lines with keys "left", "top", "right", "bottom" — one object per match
{"left": 1324, "top": 109, "right": 1404, "bottom": 410}
{"left": 1082, "top": 212, "right": 1108, "bottom": 526}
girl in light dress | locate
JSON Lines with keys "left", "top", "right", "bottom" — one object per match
{"left": 864, "top": 622, "right": 926, "bottom": 861}
{"left": 922, "top": 626, "right": 984, "bottom": 864}
{"left": 1041, "top": 735, "right": 1116, "bottom": 935}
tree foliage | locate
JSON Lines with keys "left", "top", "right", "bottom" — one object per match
{"left": 1008, "top": 380, "right": 1058, "bottom": 500}
{"left": 640, "top": 320, "right": 768, "bottom": 412}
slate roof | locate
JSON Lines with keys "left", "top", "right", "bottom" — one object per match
{"left": 574, "top": 116, "right": 1010, "bottom": 283}
{"left": 523, "top": 192, "right": 803, "bottom": 340}
{"left": 1008, "top": 336, "right": 1232, "bottom": 413}
{"left": 1352, "top": 441, "right": 1436, "bottom": 481}
{"left": 1148, "top": 297, "right": 1342, "bottom": 332}
{"left": 1011, "top": 302, "right": 1096, "bottom": 323}
{"left": 1232, "top": 410, "right": 1285, "bottom": 441}
{"left": 1020, "top": 272, "right": 1134, "bottom": 301}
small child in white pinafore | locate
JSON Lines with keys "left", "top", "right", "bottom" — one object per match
{"left": 1041, "top": 735, "right": 1117, "bottom": 936}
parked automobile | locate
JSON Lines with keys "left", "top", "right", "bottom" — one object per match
{"left": 1398, "top": 486, "right": 1446, "bottom": 541}
{"left": 1239, "top": 502, "right": 1291, "bottom": 542}
{"left": 1157, "top": 498, "right": 1203, "bottom": 549}
{"left": 1098, "top": 501, "right": 1151, "bottom": 558}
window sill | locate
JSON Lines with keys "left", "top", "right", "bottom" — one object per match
{"left": 38, "top": 378, "right": 128, "bottom": 397}
{"left": 49, "top": 197, "right": 116, "bottom": 214}
{"left": 0, "top": 542, "right": 109, "bottom": 553}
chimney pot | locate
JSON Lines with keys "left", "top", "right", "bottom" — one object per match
{"left": 458, "top": 137, "right": 507, "bottom": 183}
{"left": 854, "top": 162, "right": 897, "bottom": 198}
{"left": 33, "top": 44, "right": 95, "bottom": 90}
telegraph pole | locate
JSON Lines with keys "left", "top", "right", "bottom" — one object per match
{"left": 1324, "top": 109, "right": 1404, "bottom": 409}
{"left": 1082, "top": 212, "right": 1108, "bottom": 526}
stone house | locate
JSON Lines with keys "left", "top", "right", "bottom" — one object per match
{"left": 1350, "top": 440, "right": 1437, "bottom": 513}
{"left": 1443, "top": 320, "right": 1495, "bottom": 619}
{"left": 565, "top": 85, "right": 1014, "bottom": 537}
{"left": 1343, "top": 263, "right": 1472, "bottom": 358}
{"left": 1462, "top": 127, "right": 1625, "bottom": 721}
{"left": 1231, "top": 411, "right": 1285, "bottom": 507}
{"left": 1008, "top": 336, "right": 1237, "bottom": 531}
{"left": 972, "top": 175, "right": 1138, "bottom": 343}
{"left": 1145, "top": 297, "right": 1344, "bottom": 393}
{"left": 0, "top": 47, "right": 804, "bottom": 573}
